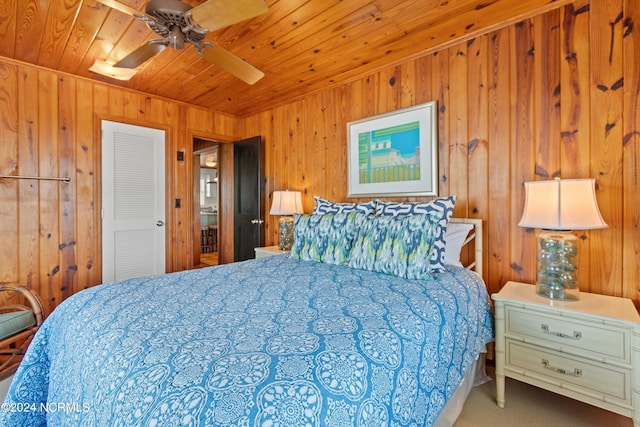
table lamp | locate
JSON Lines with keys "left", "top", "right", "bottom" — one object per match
{"left": 270, "top": 190, "right": 304, "bottom": 250}
{"left": 518, "top": 178, "right": 607, "bottom": 301}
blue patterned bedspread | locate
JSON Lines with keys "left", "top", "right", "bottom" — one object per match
{"left": 1, "top": 255, "right": 493, "bottom": 426}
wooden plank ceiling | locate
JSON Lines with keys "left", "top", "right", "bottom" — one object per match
{"left": 0, "top": 0, "right": 572, "bottom": 116}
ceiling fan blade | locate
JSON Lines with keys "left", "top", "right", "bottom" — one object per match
{"left": 114, "top": 43, "right": 167, "bottom": 68}
{"left": 188, "top": 0, "right": 268, "bottom": 32}
{"left": 200, "top": 44, "right": 264, "bottom": 85}
{"left": 95, "top": 0, "right": 155, "bottom": 21}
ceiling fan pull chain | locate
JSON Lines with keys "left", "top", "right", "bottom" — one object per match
{"left": 169, "top": 26, "right": 184, "bottom": 50}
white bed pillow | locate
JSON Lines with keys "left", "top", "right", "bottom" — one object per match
{"left": 444, "top": 223, "right": 474, "bottom": 267}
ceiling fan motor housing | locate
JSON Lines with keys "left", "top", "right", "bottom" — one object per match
{"left": 145, "top": 0, "right": 207, "bottom": 46}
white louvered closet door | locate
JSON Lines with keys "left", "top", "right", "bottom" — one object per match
{"left": 101, "top": 120, "right": 166, "bottom": 283}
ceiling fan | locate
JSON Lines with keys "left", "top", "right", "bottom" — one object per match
{"left": 96, "top": 0, "right": 268, "bottom": 84}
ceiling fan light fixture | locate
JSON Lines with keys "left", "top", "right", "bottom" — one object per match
{"left": 89, "top": 59, "right": 139, "bottom": 81}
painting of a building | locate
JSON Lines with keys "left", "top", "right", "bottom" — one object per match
{"left": 358, "top": 121, "right": 420, "bottom": 184}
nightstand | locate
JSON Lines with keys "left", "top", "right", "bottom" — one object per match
{"left": 492, "top": 281, "right": 640, "bottom": 425}
{"left": 254, "top": 246, "right": 289, "bottom": 258}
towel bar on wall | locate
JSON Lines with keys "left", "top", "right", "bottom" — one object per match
{"left": 0, "top": 175, "right": 71, "bottom": 183}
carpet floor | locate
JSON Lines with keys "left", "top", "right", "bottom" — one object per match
{"left": 455, "top": 366, "right": 633, "bottom": 426}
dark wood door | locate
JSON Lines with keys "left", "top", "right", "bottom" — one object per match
{"left": 233, "top": 136, "right": 264, "bottom": 261}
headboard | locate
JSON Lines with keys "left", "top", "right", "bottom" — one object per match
{"left": 449, "top": 218, "right": 483, "bottom": 279}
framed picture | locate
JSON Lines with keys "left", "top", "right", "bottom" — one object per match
{"left": 347, "top": 101, "right": 438, "bottom": 198}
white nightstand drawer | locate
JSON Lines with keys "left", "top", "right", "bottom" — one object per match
{"left": 506, "top": 340, "right": 631, "bottom": 404}
{"left": 506, "top": 306, "right": 630, "bottom": 363}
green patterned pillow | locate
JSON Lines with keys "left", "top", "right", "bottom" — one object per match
{"left": 347, "top": 215, "right": 395, "bottom": 271}
{"left": 348, "top": 211, "right": 444, "bottom": 279}
{"left": 291, "top": 211, "right": 361, "bottom": 264}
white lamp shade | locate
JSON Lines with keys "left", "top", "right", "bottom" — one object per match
{"left": 270, "top": 190, "right": 304, "bottom": 215}
{"left": 518, "top": 178, "right": 607, "bottom": 230}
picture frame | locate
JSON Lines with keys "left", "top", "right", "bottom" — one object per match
{"left": 347, "top": 101, "right": 438, "bottom": 198}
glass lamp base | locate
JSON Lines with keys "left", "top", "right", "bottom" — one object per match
{"left": 278, "top": 216, "right": 294, "bottom": 251}
{"left": 535, "top": 230, "right": 579, "bottom": 301}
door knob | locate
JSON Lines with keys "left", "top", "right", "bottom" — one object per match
{"left": 250, "top": 219, "right": 264, "bottom": 224}
{"left": 157, "top": 220, "right": 165, "bottom": 227}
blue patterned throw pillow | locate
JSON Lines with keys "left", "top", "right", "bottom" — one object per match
{"left": 375, "top": 196, "right": 456, "bottom": 272}
{"left": 312, "top": 196, "right": 376, "bottom": 216}
{"left": 345, "top": 214, "right": 389, "bottom": 272}
{"left": 348, "top": 211, "right": 444, "bottom": 280}
{"left": 291, "top": 212, "right": 362, "bottom": 265}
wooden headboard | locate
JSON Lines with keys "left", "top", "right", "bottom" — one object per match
{"left": 449, "top": 218, "right": 483, "bottom": 279}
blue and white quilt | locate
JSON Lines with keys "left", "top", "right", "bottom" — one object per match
{"left": 1, "top": 255, "right": 493, "bottom": 426}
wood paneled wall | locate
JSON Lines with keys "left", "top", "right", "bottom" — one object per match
{"left": 244, "top": 0, "right": 640, "bottom": 303}
{"left": 0, "top": 60, "right": 240, "bottom": 314}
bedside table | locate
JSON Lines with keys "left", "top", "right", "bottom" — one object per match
{"left": 492, "top": 281, "right": 640, "bottom": 425}
{"left": 254, "top": 246, "right": 289, "bottom": 258}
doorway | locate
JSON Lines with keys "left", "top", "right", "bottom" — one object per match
{"left": 194, "top": 139, "right": 221, "bottom": 267}
{"left": 192, "top": 135, "right": 264, "bottom": 266}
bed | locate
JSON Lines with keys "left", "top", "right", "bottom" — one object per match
{"left": 1, "top": 197, "right": 493, "bottom": 426}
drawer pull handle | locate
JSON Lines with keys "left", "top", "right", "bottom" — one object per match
{"left": 541, "top": 324, "right": 582, "bottom": 340}
{"left": 542, "top": 359, "right": 582, "bottom": 377}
